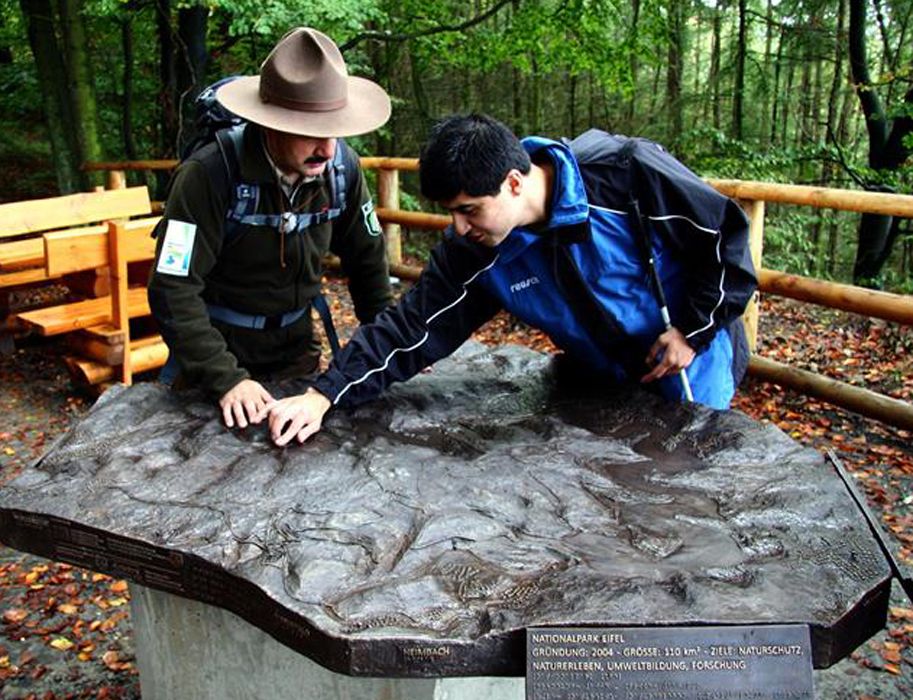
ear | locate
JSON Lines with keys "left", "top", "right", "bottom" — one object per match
{"left": 505, "top": 169, "right": 524, "bottom": 196}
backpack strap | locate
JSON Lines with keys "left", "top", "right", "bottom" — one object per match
{"left": 205, "top": 125, "right": 344, "bottom": 357}
{"left": 328, "top": 138, "right": 357, "bottom": 216}
{"left": 202, "top": 295, "right": 340, "bottom": 358}
{"left": 220, "top": 134, "right": 353, "bottom": 243}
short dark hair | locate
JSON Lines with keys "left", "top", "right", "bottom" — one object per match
{"left": 419, "top": 113, "right": 531, "bottom": 202}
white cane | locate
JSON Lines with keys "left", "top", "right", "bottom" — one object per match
{"left": 631, "top": 198, "right": 694, "bottom": 403}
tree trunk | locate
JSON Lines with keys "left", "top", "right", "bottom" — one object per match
{"left": 56, "top": 0, "right": 103, "bottom": 187}
{"left": 121, "top": 15, "right": 137, "bottom": 161}
{"left": 648, "top": 63, "right": 661, "bottom": 124}
{"left": 780, "top": 59, "right": 795, "bottom": 145}
{"left": 759, "top": 0, "right": 774, "bottom": 146}
{"left": 665, "top": 0, "right": 684, "bottom": 143}
{"left": 587, "top": 72, "right": 595, "bottom": 130}
{"left": 528, "top": 55, "right": 540, "bottom": 134}
{"left": 568, "top": 74, "right": 577, "bottom": 136}
{"left": 823, "top": 0, "right": 847, "bottom": 276}
{"left": 19, "top": 0, "right": 81, "bottom": 193}
{"left": 627, "top": 0, "right": 640, "bottom": 123}
{"left": 409, "top": 49, "right": 432, "bottom": 128}
{"left": 0, "top": 12, "right": 13, "bottom": 64}
{"left": 156, "top": 0, "right": 178, "bottom": 159}
{"left": 796, "top": 40, "right": 813, "bottom": 169}
{"left": 512, "top": 66, "right": 522, "bottom": 128}
{"left": 826, "top": 0, "right": 847, "bottom": 146}
{"left": 709, "top": 5, "right": 722, "bottom": 129}
{"left": 732, "top": 0, "right": 747, "bottom": 140}
{"left": 692, "top": 3, "right": 701, "bottom": 97}
{"left": 769, "top": 24, "right": 786, "bottom": 145}
{"left": 848, "top": 0, "right": 913, "bottom": 285}
{"left": 176, "top": 4, "right": 209, "bottom": 149}
{"left": 809, "top": 46, "right": 825, "bottom": 274}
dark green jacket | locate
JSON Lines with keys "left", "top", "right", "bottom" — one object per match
{"left": 148, "top": 124, "right": 392, "bottom": 398}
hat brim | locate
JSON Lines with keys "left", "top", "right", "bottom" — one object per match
{"left": 216, "top": 76, "right": 391, "bottom": 138}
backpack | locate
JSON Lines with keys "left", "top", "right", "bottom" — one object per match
{"left": 179, "top": 76, "right": 357, "bottom": 246}
{"left": 179, "top": 77, "right": 245, "bottom": 160}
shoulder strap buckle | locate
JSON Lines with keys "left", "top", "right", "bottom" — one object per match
{"left": 280, "top": 212, "right": 299, "bottom": 234}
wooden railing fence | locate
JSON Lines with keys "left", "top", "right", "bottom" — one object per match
{"left": 83, "top": 159, "right": 913, "bottom": 430}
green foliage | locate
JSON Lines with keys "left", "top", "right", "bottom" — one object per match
{"left": 677, "top": 127, "right": 837, "bottom": 182}
{"left": 0, "top": 1, "right": 57, "bottom": 198}
{"left": 213, "top": 0, "right": 382, "bottom": 39}
{"left": 762, "top": 209, "right": 821, "bottom": 277}
{"left": 404, "top": 0, "right": 651, "bottom": 97}
{"left": 0, "top": 0, "right": 910, "bottom": 288}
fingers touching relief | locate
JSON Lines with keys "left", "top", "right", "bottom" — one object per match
{"left": 219, "top": 379, "right": 275, "bottom": 429}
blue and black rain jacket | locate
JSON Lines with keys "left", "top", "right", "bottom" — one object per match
{"left": 313, "top": 131, "right": 757, "bottom": 410}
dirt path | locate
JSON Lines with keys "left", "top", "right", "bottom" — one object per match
{"left": 0, "top": 290, "right": 911, "bottom": 699}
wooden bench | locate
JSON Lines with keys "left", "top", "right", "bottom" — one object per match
{"left": 0, "top": 187, "right": 153, "bottom": 294}
{"left": 14, "top": 215, "right": 167, "bottom": 386}
{"left": 0, "top": 187, "right": 167, "bottom": 386}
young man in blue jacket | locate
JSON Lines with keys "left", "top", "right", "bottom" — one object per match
{"left": 265, "top": 114, "right": 757, "bottom": 446}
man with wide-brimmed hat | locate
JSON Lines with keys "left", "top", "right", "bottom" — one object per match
{"left": 149, "top": 27, "right": 393, "bottom": 430}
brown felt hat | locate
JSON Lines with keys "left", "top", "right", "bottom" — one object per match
{"left": 216, "top": 27, "right": 391, "bottom": 138}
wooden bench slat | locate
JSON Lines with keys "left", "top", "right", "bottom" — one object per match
{"left": 0, "top": 267, "right": 53, "bottom": 288}
{"left": 45, "top": 216, "right": 160, "bottom": 277}
{"left": 0, "top": 238, "right": 46, "bottom": 271}
{"left": 0, "top": 187, "right": 152, "bottom": 239}
{"left": 17, "top": 286, "right": 150, "bottom": 336}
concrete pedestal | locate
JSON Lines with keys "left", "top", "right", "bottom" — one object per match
{"left": 130, "top": 585, "right": 526, "bottom": 700}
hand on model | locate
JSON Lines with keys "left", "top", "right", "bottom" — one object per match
{"left": 268, "top": 388, "right": 332, "bottom": 446}
{"left": 219, "top": 379, "right": 274, "bottom": 429}
{"left": 641, "top": 327, "right": 695, "bottom": 384}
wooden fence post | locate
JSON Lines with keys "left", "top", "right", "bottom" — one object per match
{"left": 739, "top": 199, "right": 765, "bottom": 351}
{"left": 377, "top": 168, "right": 402, "bottom": 266}
{"left": 107, "top": 169, "right": 127, "bottom": 190}
{"left": 107, "top": 221, "right": 132, "bottom": 385}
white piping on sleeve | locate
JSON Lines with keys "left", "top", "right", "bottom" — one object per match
{"left": 588, "top": 204, "right": 719, "bottom": 236}
{"left": 332, "top": 254, "right": 500, "bottom": 405}
{"left": 648, "top": 213, "right": 718, "bottom": 236}
{"left": 587, "top": 203, "right": 627, "bottom": 216}
{"left": 685, "top": 232, "right": 725, "bottom": 339}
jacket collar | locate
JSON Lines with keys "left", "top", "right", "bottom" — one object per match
{"left": 521, "top": 136, "right": 590, "bottom": 229}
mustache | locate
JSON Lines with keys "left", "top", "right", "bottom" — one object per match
{"left": 305, "top": 155, "right": 329, "bottom": 164}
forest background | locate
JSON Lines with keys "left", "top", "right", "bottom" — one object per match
{"left": 0, "top": 0, "right": 910, "bottom": 291}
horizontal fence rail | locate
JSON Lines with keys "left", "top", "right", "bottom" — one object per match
{"left": 708, "top": 179, "right": 913, "bottom": 217}
{"left": 758, "top": 270, "right": 913, "bottom": 325}
{"left": 82, "top": 158, "right": 913, "bottom": 430}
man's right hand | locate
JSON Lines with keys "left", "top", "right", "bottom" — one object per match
{"left": 219, "top": 379, "right": 274, "bottom": 429}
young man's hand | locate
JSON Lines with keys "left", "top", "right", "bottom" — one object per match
{"left": 268, "top": 388, "right": 332, "bottom": 446}
{"left": 641, "top": 327, "right": 695, "bottom": 384}
{"left": 219, "top": 379, "right": 274, "bottom": 428}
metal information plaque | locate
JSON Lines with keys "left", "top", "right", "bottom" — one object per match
{"left": 527, "top": 625, "right": 813, "bottom": 700}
